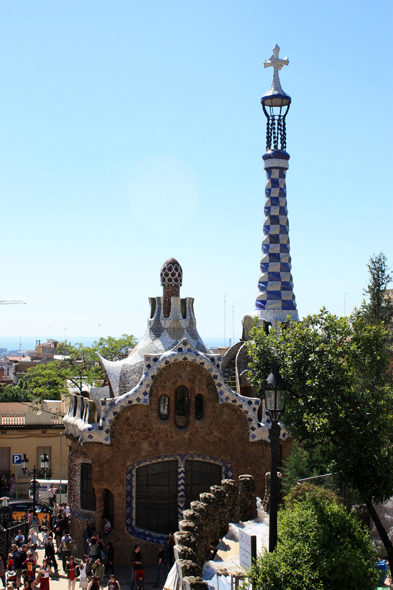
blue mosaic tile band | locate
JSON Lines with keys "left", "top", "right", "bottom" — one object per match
{"left": 254, "top": 157, "right": 299, "bottom": 324}
{"left": 125, "top": 454, "right": 232, "bottom": 543}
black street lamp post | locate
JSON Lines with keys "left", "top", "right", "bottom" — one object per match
{"left": 21, "top": 453, "right": 50, "bottom": 517}
{"left": 263, "top": 363, "right": 288, "bottom": 552}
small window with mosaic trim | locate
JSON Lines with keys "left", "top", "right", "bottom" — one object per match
{"left": 175, "top": 385, "right": 189, "bottom": 428}
{"left": 80, "top": 463, "right": 96, "bottom": 511}
{"left": 159, "top": 395, "right": 169, "bottom": 420}
{"left": 195, "top": 394, "right": 204, "bottom": 420}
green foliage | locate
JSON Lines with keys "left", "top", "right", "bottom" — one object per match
{"left": 284, "top": 482, "right": 339, "bottom": 510}
{"left": 92, "top": 334, "right": 137, "bottom": 361}
{"left": 360, "top": 252, "right": 393, "bottom": 326}
{"left": 247, "top": 309, "right": 393, "bottom": 505}
{"left": 24, "top": 334, "right": 136, "bottom": 398}
{"left": 281, "top": 442, "right": 335, "bottom": 496}
{"left": 249, "top": 489, "right": 379, "bottom": 590}
{"left": 0, "top": 381, "right": 34, "bottom": 402}
{"left": 24, "top": 361, "right": 68, "bottom": 400}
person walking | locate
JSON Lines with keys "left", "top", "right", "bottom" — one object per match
{"left": 51, "top": 503, "right": 60, "bottom": 530}
{"left": 87, "top": 575, "right": 101, "bottom": 590}
{"left": 66, "top": 556, "right": 77, "bottom": 590}
{"left": 92, "top": 560, "right": 104, "bottom": 585}
{"left": 22, "top": 551, "right": 36, "bottom": 587}
{"left": 14, "top": 545, "right": 27, "bottom": 589}
{"left": 82, "top": 524, "right": 91, "bottom": 556}
{"left": 105, "top": 543, "right": 114, "bottom": 576}
{"left": 9, "top": 475, "right": 16, "bottom": 499}
{"left": 130, "top": 545, "right": 142, "bottom": 590}
{"left": 153, "top": 545, "right": 166, "bottom": 588}
{"left": 39, "top": 559, "right": 51, "bottom": 590}
{"left": 167, "top": 533, "right": 175, "bottom": 568}
{"left": 44, "top": 537, "right": 58, "bottom": 575}
{"left": 87, "top": 538, "right": 100, "bottom": 564}
{"left": 59, "top": 532, "right": 73, "bottom": 573}
{"left": 32, "top": 514, "right": 40, "bottom": 537}
{"left": 78, "top": 557, "right": 90, "bottom": 590}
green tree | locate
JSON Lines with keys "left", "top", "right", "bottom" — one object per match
{"left": 24, "top": 334, "right": 136, "bottom": 397}
{"left": 93, "top": 334, "right": 137, "bottom": 361}
{"left": 249, "top": 485, "right": 379, "bottom": 590}
{"left": 25, "top": 361, "right": 69, "bottom": 400}
{"left": 247, "top": 309, "right": 393, "bottom": 574}
{"left": 0, "top": 381, "right": 33, "bottom": 402}
{"left": 360, "top": 252, "right": 393, "bottom": 326}
{"left": 280, "top": 441, "right": 335, "bottom": 496}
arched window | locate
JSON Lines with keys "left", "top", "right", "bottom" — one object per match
{"left": 80, "top": 463, "right": 96, "bottom": 511}
{"left": 159, "top": 395, "right": 169, "bottom": 420}
{"left": 195, "top": 394, "right": 204, "bottom": 420}
{"left": 135, "top": 460, "right": 178, "bottom": 534}
{"left": 175, "top": 385, "right": 189, "bottom": 428}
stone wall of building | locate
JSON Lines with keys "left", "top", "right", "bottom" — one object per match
{"left": 69, "top": 360, "right": 291, "bottom": 565}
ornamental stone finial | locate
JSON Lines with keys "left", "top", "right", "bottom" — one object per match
{"left": 160, "top": 257, "right": 183, "bottom": 318}
{"left": 263, "top": 44, "right": 290, "bottom": 98}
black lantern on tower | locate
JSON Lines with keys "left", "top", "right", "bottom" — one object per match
{"left": 261, "top": 44, "right": 291, "bottom": 152}
{"left": 263, "top": 363, "right": 288, "bottom": 552}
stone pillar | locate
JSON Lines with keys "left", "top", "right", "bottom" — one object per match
{"left": 221, "top": 479, "right": 240, "bottom": 523}
{"left": 238, "top": 474, "right": 257, "bottom": 521}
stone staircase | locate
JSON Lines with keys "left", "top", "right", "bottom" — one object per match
{"left": 223, "top": 359, "right": 237, "bottom": 391}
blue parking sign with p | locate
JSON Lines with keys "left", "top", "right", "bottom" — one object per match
{"left": 12, "top": 454, "right": 22, "bottom": 465}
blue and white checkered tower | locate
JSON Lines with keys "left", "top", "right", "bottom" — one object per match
{"left": 254, "top": 45, "right": 299, "bottom": 330}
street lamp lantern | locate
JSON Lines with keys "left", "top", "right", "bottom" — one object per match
{"left": 262, "top": 363, "right": 288, "bottom": 553}
{"left": 40, "top": 454, "right": 49, "bottom": 472}
{"left": 21, "top": 454, "right": 29, "bottom": 473}
{"left": 264, "top": 363, "right": 287, "bottom": 422}
{"left": 0, "top": 497, "right": 9, "bottom": 509}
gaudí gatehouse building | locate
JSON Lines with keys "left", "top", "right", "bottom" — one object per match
{"left": 64, "top": 46, "right": 298, "bottom": 564}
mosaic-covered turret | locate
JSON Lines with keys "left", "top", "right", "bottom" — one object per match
{"left": 96, "top": 259, "right": 210, "bottom": 397}
{"left": 254, "top": 44, "right": 299, "bottom": 329}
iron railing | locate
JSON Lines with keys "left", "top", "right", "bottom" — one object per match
{"left": 0, "top": 519, "right": 29, "bottom": 556}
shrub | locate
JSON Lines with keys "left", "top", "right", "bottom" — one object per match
{"left": 248, "top": 489, "right": 379, "bottom": 590}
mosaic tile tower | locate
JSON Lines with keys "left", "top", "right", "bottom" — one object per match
{"left": 254, "top": 45, "right": 299, "bottom": 329}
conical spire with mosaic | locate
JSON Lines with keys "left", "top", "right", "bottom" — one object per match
{"left": 254, "top": 44, "right": 299, "bottom": 328}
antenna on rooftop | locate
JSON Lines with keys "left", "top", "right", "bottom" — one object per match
{"left": 223, "top": 293, "right": 227, "bottom": 347}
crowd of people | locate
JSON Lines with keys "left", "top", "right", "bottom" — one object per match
{"left": 2, "top": 499, "right": 175, "bottom": 590}
{"left": 4, "top": 506, "right": 119, "bottom": 590}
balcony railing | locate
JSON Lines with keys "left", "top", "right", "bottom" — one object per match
{"left": 0, "top": 413, "right": 63, "bottom": 428}
{"left": 1, "top": 414, "right": 25, "bottom": 426}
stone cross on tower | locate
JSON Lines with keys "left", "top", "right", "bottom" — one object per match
{"left": 263, "top": 44, "right": 289, "bottom": 97}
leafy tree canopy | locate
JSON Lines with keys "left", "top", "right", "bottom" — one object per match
{"left": 247, "top": 309, "right": 393, "bottom": 504}
{"left": 249, "top": 485, "right": 379, "bottom": 590}
{"left": 359, "top": 252, "right": 393, "bottom": 326}
{"left": 247, "top": 309, "right": 393, "bottom": 569}
{"left": 22, "top": 334, "right": 136, "bottom": 398}
{"left": 92, "top": 334, "right": 137, "bottom": 361}
{"left": 0, "top": 380, "right": 33, "bottom": 402}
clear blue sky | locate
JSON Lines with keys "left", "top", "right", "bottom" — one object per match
{"left": 0, "top": 0, "right": 392, "bottom": 345}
